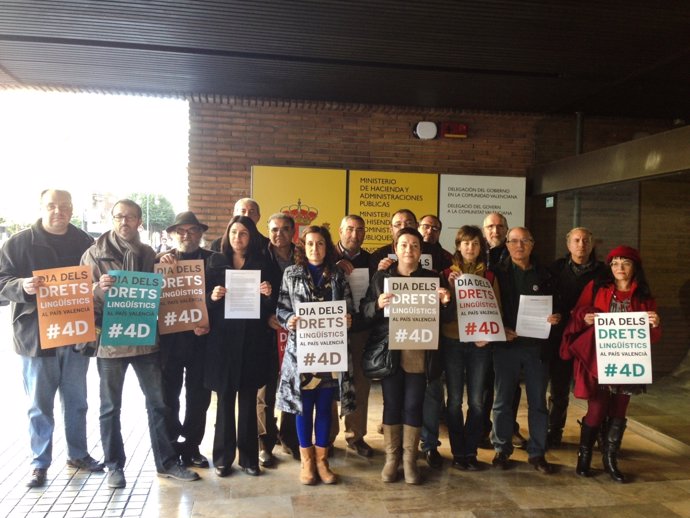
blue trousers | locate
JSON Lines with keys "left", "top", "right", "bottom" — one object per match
{"left": 296, "top": 386, "right": 336, "bottom": 448}
{"left": 22, "top": 348, "right": 91, "bottom": 469}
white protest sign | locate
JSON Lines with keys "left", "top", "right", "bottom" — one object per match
{"left": 388, "top": 277, "right": 439, "bottom": 350}
{"left": 455, "top": 273, "right": 506, "bottom": 342}
{"left": 296, "top": 300, "right": 348, "bottom": 373}
{"left": 595, "top": 311, "right": 652, "bottom": 384}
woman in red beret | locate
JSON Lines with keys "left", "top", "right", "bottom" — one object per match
{"left": 561, "top": 245, "right": 661, "bottom": 482}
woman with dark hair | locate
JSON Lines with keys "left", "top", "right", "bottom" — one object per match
{"left": 441, "top": 225, "right": 500, "bottom": 471}
{"left": 276, "top": 225, "right": 355, "bottom": 486}
{"left": 205, "top": 215, "right": 277, "bottom": 477}
{"left": 561, "top": 245, "right": 661, "bottom": 482}
{"left": 361, "top": 227, "right": 451, "bottom": 485}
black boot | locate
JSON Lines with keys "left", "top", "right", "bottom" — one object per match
{"left": 595, "top": 416, "right": 609, "bottom": 453}
{"left": 575, "top": 420, "right": 598, "bottom": 477}
{"left": 602, "top": 417, "right": 627, "bottom": 483}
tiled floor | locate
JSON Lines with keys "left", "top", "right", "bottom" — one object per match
{"left": 2, "top": 304, "right": 690, "bottom": 517}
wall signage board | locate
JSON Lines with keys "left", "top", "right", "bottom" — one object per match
{"left": 252, "top": 166, "right": 347, "bottom": 243}
{"left": 439, "top": 175, "right": 525, "bottom": 252}
{"left": 348, "top": 170, "right": 438, "bottom": 252}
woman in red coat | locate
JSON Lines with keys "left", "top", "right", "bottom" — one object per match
{"left": 561, "top": 246, "right": 660, "bottom": 482}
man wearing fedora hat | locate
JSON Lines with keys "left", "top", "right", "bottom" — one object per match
{"left": 158, "top": 211, "right": 217, "bottom": 469}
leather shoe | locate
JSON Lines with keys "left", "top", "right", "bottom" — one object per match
{"left": 512, "top": 429, "right": 528, "bottom": 449}
{"left": 241, "top": 465, "right": 261, "bottom": 477}
{"left": 26, "top": 468, "right": 47, "bottom": 488}
{"left": 492, "top": 452, "right": 511, "bottom": 470}
{"left": 259, "top": 449, "right": 276, "bottom": 467}
{"left": 67, "top": 455, "right": 105, "bottom": 472}
{"left": 451, "top": 457, "right": 467, "bottom": 470}
{"left": 528, "top": 455, "right": 555, "bottom": 474}
{"left": 425, "top": 449, "right": 442, "bottom": 469}
{"left": 347, "top": 439, "right": 374, "bottom": 458}
{"left": 214, "top": 465, "right": 231, "bottom": 477}
{"left": 186, "top": 452, "right": 209, "bottom": 469}
{"left": 464, "top": 456, "right": 482, "bottom": 471}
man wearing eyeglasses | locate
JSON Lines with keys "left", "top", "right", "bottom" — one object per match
{"left": 483, "top": 212, "right": 509, "bottom": 269}
{"left": 0, "top": 189, "right": 102, "bottom": 488}
{"left": 368, "top": 209, "right": 439, "bottom": 276}
{"left": 81, "top": 200, "right": 199, "bottom": 489}
{"left": 490, "top": 227, "right": 561, "bottom": 474}
{"left": 157, "top": 212, "right": 215, "bottom": 469}
{"left": 418, "top": 214, "right": 453, "bottom": 469}
{"left": 210, "top": 198, "right": 270, "bottom": 251}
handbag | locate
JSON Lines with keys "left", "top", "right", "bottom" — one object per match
{"left": 362, "top": 336, "right": 399, "bottom": 380}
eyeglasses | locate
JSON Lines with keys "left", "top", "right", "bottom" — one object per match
{"left": 176, "top": 227, "right": 202, "bottom": 236}
{"left": 112, "top": 215, "right": 138, "bottom": 222}
{"left": 420, "top": 223, "right": 441, "bottom": 232}
{"left": 506, "top": 238, "right": 534, "bottom": 246}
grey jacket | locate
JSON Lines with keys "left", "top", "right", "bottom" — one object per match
{"left": 0, "top": 221, "right": 93, "bottom": 356}
{"left": 275, "top": 264, "right": 356, "bottom": 416}
{"left": 81, "top": 231, "right": 158, "bottom": 358}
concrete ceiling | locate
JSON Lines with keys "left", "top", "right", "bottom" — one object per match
{"left": 2, "top": 1, "right": 690, "bottom": 118}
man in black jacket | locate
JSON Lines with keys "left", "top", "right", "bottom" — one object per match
{"left": 158, "top": 211, "right": 215, "bottom": 468}
{"left": 491, "top": 227, "right": 561, "bottom": 474}
{"left": 0, "top": 189, "right": 102, "bottom": 488}
{"left": 546, "top": 227, "right": 605, "bottom": 448}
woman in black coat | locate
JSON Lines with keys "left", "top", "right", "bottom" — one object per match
{"left": 205, "top": 215, "right": 277, "bottom": 477}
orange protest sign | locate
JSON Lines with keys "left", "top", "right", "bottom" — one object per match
{"left": 154, "top": 259, "right": 210, "bottom": 334}
{"left": 33, "top": 265, "right": 97, "bottom": 349}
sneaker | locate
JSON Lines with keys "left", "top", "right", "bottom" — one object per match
{"left": 26, "top": 468, "right": 47, "bottom": 488}
{"left": 158, "top": 463, "right": 200, "bottom": 482}
{"left": 512, "top": 429, "right": 528, "bottom": 449}
{"left": 67, "top": 455, "right": 105, "bottom": 472}
{"left": 107, "top": 468, "right": 126, "bottom": 489}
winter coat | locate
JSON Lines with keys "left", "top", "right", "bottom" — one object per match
{"left": 360, "top": 263, "right": 452, "bottom": 380}
{"left": 81, "top": 230, "right": 158, "bottom": 358}
{"left": 560, "top": 280, "right": 661, "bottom": 399}
{"left": 204, "top": 251, "right": 278, "bottom": 394}
{"left": 0, "top": 221, "right": 93, "bottom": 356}
{"left": 275, "top": 263, "right": 356, "bottom": 417}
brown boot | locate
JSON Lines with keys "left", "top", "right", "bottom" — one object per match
{"left": 402, "top": 425, "right": 422, "bottom": 485}
{"left": 314, "top": 446, "right": 337, "bottom": 484}
{"left": 299, "top": 446, "right": 317, "bottom": 485}
{"left": 381, "top": 424, "right": 402, "bottom": 482}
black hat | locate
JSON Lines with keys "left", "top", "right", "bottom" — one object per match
{"left": 166, "top": 211, "right": 209, "bottom": 233}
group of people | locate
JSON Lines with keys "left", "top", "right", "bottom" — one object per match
{"left": 0, "top": 189, "right": 661, "bottom": 491}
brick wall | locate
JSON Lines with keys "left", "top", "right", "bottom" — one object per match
{"left": 188, "top": 97, "right": 669, "bottom": 238}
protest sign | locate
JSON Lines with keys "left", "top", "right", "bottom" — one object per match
{"left": 595, "top": 311, "right": 652, "bottom": 384}
{"left": 388, "top": 278, "right": 439, "bottom": 350}
{"left": 296, "top": 300, "right": 348, "bottom": 373}
{"left": 455, "top": 273, "right": 505, "bottom": 342}
{"left": 34, "top": 265, "right": 96, "bottom": 349}
{"left": 100, "top": 270, "right": 162, "bottom": 346}
{"left": 154, "top": 259, "right": 209, "bottom": 334}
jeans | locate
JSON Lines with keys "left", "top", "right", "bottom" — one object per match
{"left": 22, "top": 348, "right": 91, "bottom": 469}
{"left": 492, "top": 342, "right": 548, "bottom": 457}
{"left": 97, "top": 353, "right": 177, "bottom": 472}
{"left": 443, "top": 337, "right": 491, "bottom": 458}
{"left": 420, "top": 377, "right": 444, "bottom": 451}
